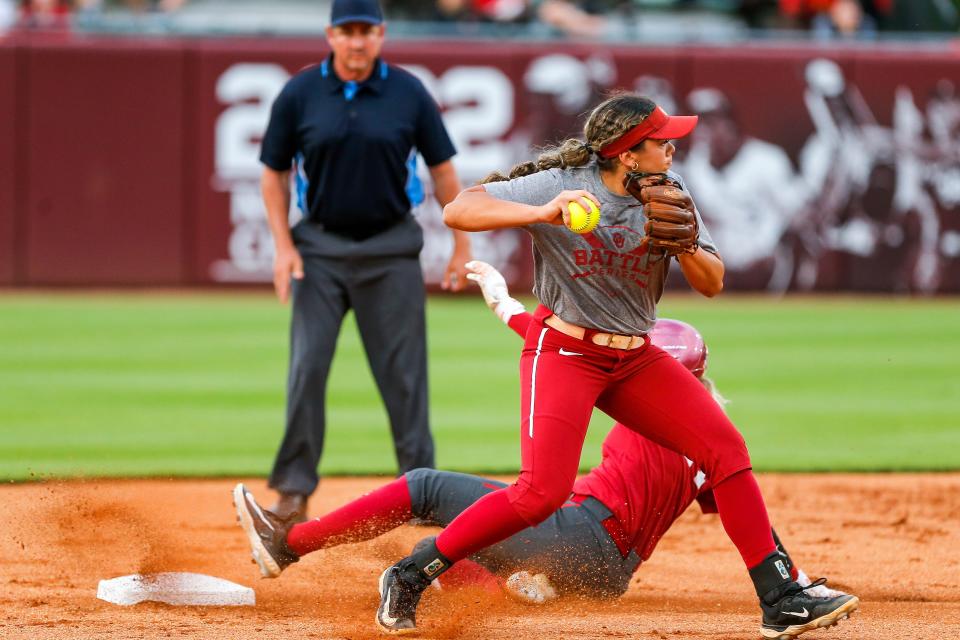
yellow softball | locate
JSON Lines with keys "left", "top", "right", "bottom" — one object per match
{"left": 566, "top": 200, "right": 601, "bottom": 234}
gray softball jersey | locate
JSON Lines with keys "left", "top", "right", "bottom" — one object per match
{"left": 483, "top": 162, "right": 717, "bottom": 335}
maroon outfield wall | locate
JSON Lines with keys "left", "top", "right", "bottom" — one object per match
{"left": 0, "top": 42, "right": 15, "bottom": 285}
{"left": 2, "top": 36, "right": 959, "bottom": 292}
{"left": 19, "top": 39, "right": 187, "bottom": 285}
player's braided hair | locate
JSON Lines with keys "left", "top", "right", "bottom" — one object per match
{"left": 479, "top": 94, "right": 656, "bottom": 184}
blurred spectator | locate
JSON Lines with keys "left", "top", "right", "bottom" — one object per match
{"left": 883, "top": 0, "right": 960, "bottom": 32}
{"left": 536, "top": 0, "right": 751, "bottom": 39}
{"left": 780, "top": 0, "right": 872, "bottom": 37}
{"left": 386, "top": 0, "right": 529, "bottom": 22}
{"left": 820, "top": 0, "right": 872, "bottom": 36}
{"left": 18, "top": 0, "right": 70, "bottom": 30}
{"left": 74, "top": 0, "right": 103, "bottom": 16}
{"left": 537, "top": 0, "right": 608, "bottom": 38}
{"left": 735, "top": 0, "right": 782, "bottom": 28}
{"left": 329, "top": 0, "right": 960, "bottom": 34}
{"left": 432, "top": 0, "right": 478, "bottom": 21}
{"left": 119, "top": 0, "right": 188, "bottom": 12}
{"left": 73, "top": 0, "right": 188, "bottom": 13}
{"left": 473, "top": 0, "right": 528, "bottom": 21}
{"left": 779, "top": 0, "right": 888, "bottom": 37}
{"left": 0, "top": 0, "right": 16, "bottom": 32}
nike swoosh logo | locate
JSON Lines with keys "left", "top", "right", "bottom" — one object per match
{"left": 247, "top": 499, "right": 275, "bottom": 531}
{"left": 783, "top": 608, "right": 809, "bottom": 618}
{"left": 381, "top": 585, "right": 398, "bottom": 625}
{"left": 558, "top": 348, "right": 583, "bottom": 356}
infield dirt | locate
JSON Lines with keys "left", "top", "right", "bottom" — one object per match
{"left": 2, "top": 474, "right": 958, "bottom": 640}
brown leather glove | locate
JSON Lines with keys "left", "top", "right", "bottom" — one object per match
{"left": 623, "top": 172, "right": 699, "bottom": 256}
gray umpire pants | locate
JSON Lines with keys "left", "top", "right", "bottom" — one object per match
{"left": 269, "top": 216, "right": 435, "bottom": 496}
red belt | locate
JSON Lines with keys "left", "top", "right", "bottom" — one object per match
{"left": 570, "top": 494, "right": 632, "bottom": 558}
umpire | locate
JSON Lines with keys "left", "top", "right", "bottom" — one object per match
{"left": 259, "top": 0, "right": 472, "bottom": 521}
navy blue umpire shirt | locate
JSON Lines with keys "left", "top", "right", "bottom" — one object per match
{"left": 260, "top": 55, "right": 457, "bottom": 241}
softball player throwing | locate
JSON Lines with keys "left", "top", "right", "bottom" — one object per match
{"left": 235, "top": 259, "right": 857, "bottom": 639}
{"left": 234, "top": 263, "right": 849, "bottom": 609}
{"left": 371, "top": 94, "right": 857, "bottom": 639}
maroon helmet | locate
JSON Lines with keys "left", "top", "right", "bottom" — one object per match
{"left": 649, "top": 318, "right": 708, "bottom": 378}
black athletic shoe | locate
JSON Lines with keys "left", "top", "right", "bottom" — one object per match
{"left": 760, "top": 579, "right": 859, "bottom": 639}
{"left": 232, "top": 483, "right": 300, "bottom": 578}
{"left": 376, "top": 561, "right": 429, "bottom": 634}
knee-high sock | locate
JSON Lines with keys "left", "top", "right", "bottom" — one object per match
{"left": 712, "top": 469, "right": 777, "bottom": 569}
{"left": 286, "top": 476, "right": 412, "bottom": 556}
{"left": 435, "top": 489, "right": 529, "bottom": 562}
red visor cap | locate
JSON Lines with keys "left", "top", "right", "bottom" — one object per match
{"left": 599, "top": 107, "right": 699, "bottom": 158}
{"left": 654, "top": 114, "right": 699, "bottom": 139}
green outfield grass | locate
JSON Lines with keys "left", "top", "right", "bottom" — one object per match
{"left": 1, "top": 292, "right": 958, "bottom": 480}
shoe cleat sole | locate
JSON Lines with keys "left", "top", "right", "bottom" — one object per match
{"left": 375, "top": 569, "right": 418, "bottom": 636}
{"left": 232, "top": 484, "right": 282, "bottom": 579}
{"left": 760, "top": 596, "right": 859, "bottom": 639}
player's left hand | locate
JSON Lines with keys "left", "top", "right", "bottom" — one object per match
{"left": 465, "top": 260, "right": 526, "bottom": 323}
{"left": 464, "top": 260, "right": 509, "bottom": 308}
{"left": 624, "top": 172, "right": 699, "bottom": 256}
{"left": 443, "top": 240, "right": 473, "bottom": 292}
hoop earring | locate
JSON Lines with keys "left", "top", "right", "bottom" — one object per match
{"left": 631, "top": 161, "right": 639, "bottom": 171}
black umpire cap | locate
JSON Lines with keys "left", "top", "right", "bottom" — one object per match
{"left": 330, "top": 0, "right": 384, "bottom": 26}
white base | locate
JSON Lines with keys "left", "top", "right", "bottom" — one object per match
{"left": 96, "top": 572, "right": 255, "bottom": 607}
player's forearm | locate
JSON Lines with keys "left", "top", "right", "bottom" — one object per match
{"left": 677, "top": 247, "right": 724, "bottom": 297}
{"left": 429, "top": 162, "right": 474, "bottom": 255}
{"left": 261, "top": 168, "right": 294, "bottom": 249}
{"left": 430, "top": 160, "right": 463, "bottom": 210}
{"left": 444, "top": 186, "right": 544, "bottom": 231}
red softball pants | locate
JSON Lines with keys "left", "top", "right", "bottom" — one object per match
{"left": 436, "top": 306, "right": 772, "bottom": 568}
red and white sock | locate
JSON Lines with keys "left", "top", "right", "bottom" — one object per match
{"left": 286, "top": 476, "right": 412, "bottom": 556}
